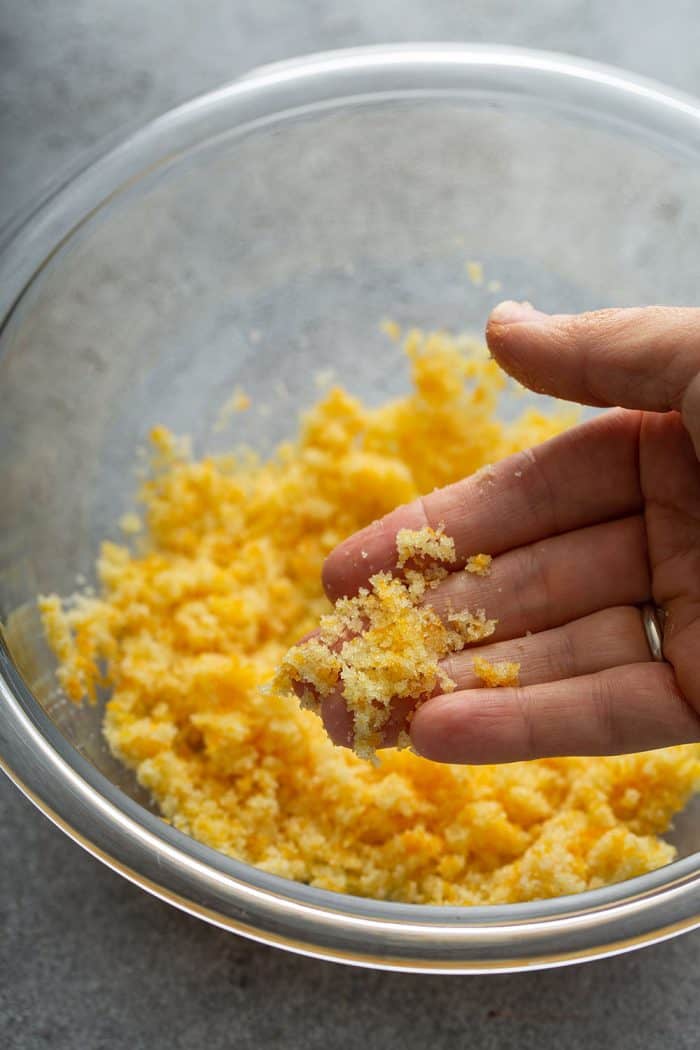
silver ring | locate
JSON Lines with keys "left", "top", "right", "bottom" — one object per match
{"left": 641, "top": 603, "right": 666, "bottom": 662}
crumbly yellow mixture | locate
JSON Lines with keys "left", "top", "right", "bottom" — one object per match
{"left": 213, "top": 386, "right": 251, "bottom": 432}
{"left": 466, "top": 260, "right": 484, "bottom": 287}
{"left": 466, "top": 553, "right": 492, "bottom": 577}
{"left": 473, "top": 655, "right": 521, "bottom": 688}
{"left": 40, "top": 328, "right": 700, "bottom": 904}
{"left": 272, "top": 526, "right": 496, "bottom": 762}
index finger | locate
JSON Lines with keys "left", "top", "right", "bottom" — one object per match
{"left": 323, "top": 407, "right": 642, "bottom": 601}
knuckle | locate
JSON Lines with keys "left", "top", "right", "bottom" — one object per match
{"left": 520, "top": 443, "right": 562, "bottom": 536}
{"left": 589, "top": 673, "right": 619, "bottom": 751}
{"left": 554, "top": 624, "right": 578, "bottom": 679}
{"left": 513, "top": 687, "right": 538, "bottom": 759}
{"left": 522, "top": 542, "right": 552, "bottom": 621}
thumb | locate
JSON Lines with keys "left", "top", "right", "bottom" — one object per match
{"left": 486, "top": 303, "right": 700, "bottom": 457}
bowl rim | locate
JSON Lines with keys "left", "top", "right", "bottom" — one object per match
{"left": 2, "top": 42, "right": 700, "bottom": 973}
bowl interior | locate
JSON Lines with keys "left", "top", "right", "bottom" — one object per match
{"left": 2, "top": 87, "right": 700, "bottom": 856}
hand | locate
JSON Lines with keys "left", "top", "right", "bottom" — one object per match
{"left": 320, "top": 305, "right": 700, "bottom": 763}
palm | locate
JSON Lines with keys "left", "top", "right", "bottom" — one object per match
{"left": 321, "top": 408, "right": 700, "bottom": 762}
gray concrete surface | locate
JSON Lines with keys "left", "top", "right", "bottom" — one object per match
{"left": 2, "top": 2, "right": 700, "bottom": 1047}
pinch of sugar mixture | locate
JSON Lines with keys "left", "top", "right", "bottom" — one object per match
{"left": 472, "top": 655, "right": 521, "bottom": 688}
{"left": 272, "top": 525, "right": 499, "bottom": 762}
{"left": 40, "top": 327, "right": 700, "bottom": 904}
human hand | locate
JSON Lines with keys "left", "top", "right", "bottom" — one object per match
{"left": 320, "top": 305, "right": 700, "bottom": 763}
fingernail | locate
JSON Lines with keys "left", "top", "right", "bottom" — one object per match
{"left": 490, "top": 300, "right": 548, "bottom": 325}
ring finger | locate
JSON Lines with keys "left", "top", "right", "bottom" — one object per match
{"left": 441, "top": 605, "right": 653, "bottom": 691}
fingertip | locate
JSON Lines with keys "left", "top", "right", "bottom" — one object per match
{"left": 320, "top": 693, "right": 355, "bottom": 748}
{"left": 322, "top": 511, "right": 408, "bottom": 601}
{"left": 321, "top": 521, "right": 384, "bottom": 601}
{"left": 321, "top": 693, "right": 420, "bottom": 751}
{"left": 486, "top": 302, "right": 562, "bottom": 395}
{"left": 321, "top": 549, "right": 344, "bottom": 601}
{"left": 409, "top": 694, "right": 465, "bottom": 763}
{"left": 410, "top": 690, "right": 523, "bottom": 765}
{"left": 321, "top": 553, "right": 362, "bottom": 603}
{"left": 488, "top": 300, "right": 548, "bottom": 327}
{"left": 486, "top": 301, "right": 553, "bottom": 368}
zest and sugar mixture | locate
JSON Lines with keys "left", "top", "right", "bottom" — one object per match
{"left": 40, "top": 328, "right": 700, "bottom": 904}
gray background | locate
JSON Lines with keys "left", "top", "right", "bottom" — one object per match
{"left": 2, "top": 2, "right": 699, "bottom": 1047}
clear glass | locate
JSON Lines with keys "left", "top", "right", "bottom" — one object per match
{"left": 1, "top": 45, "right": 700, "bottom": 972}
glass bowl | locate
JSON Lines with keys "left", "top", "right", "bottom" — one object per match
{"left": 2, "top": 44, "right": 700, "bottom": 973}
